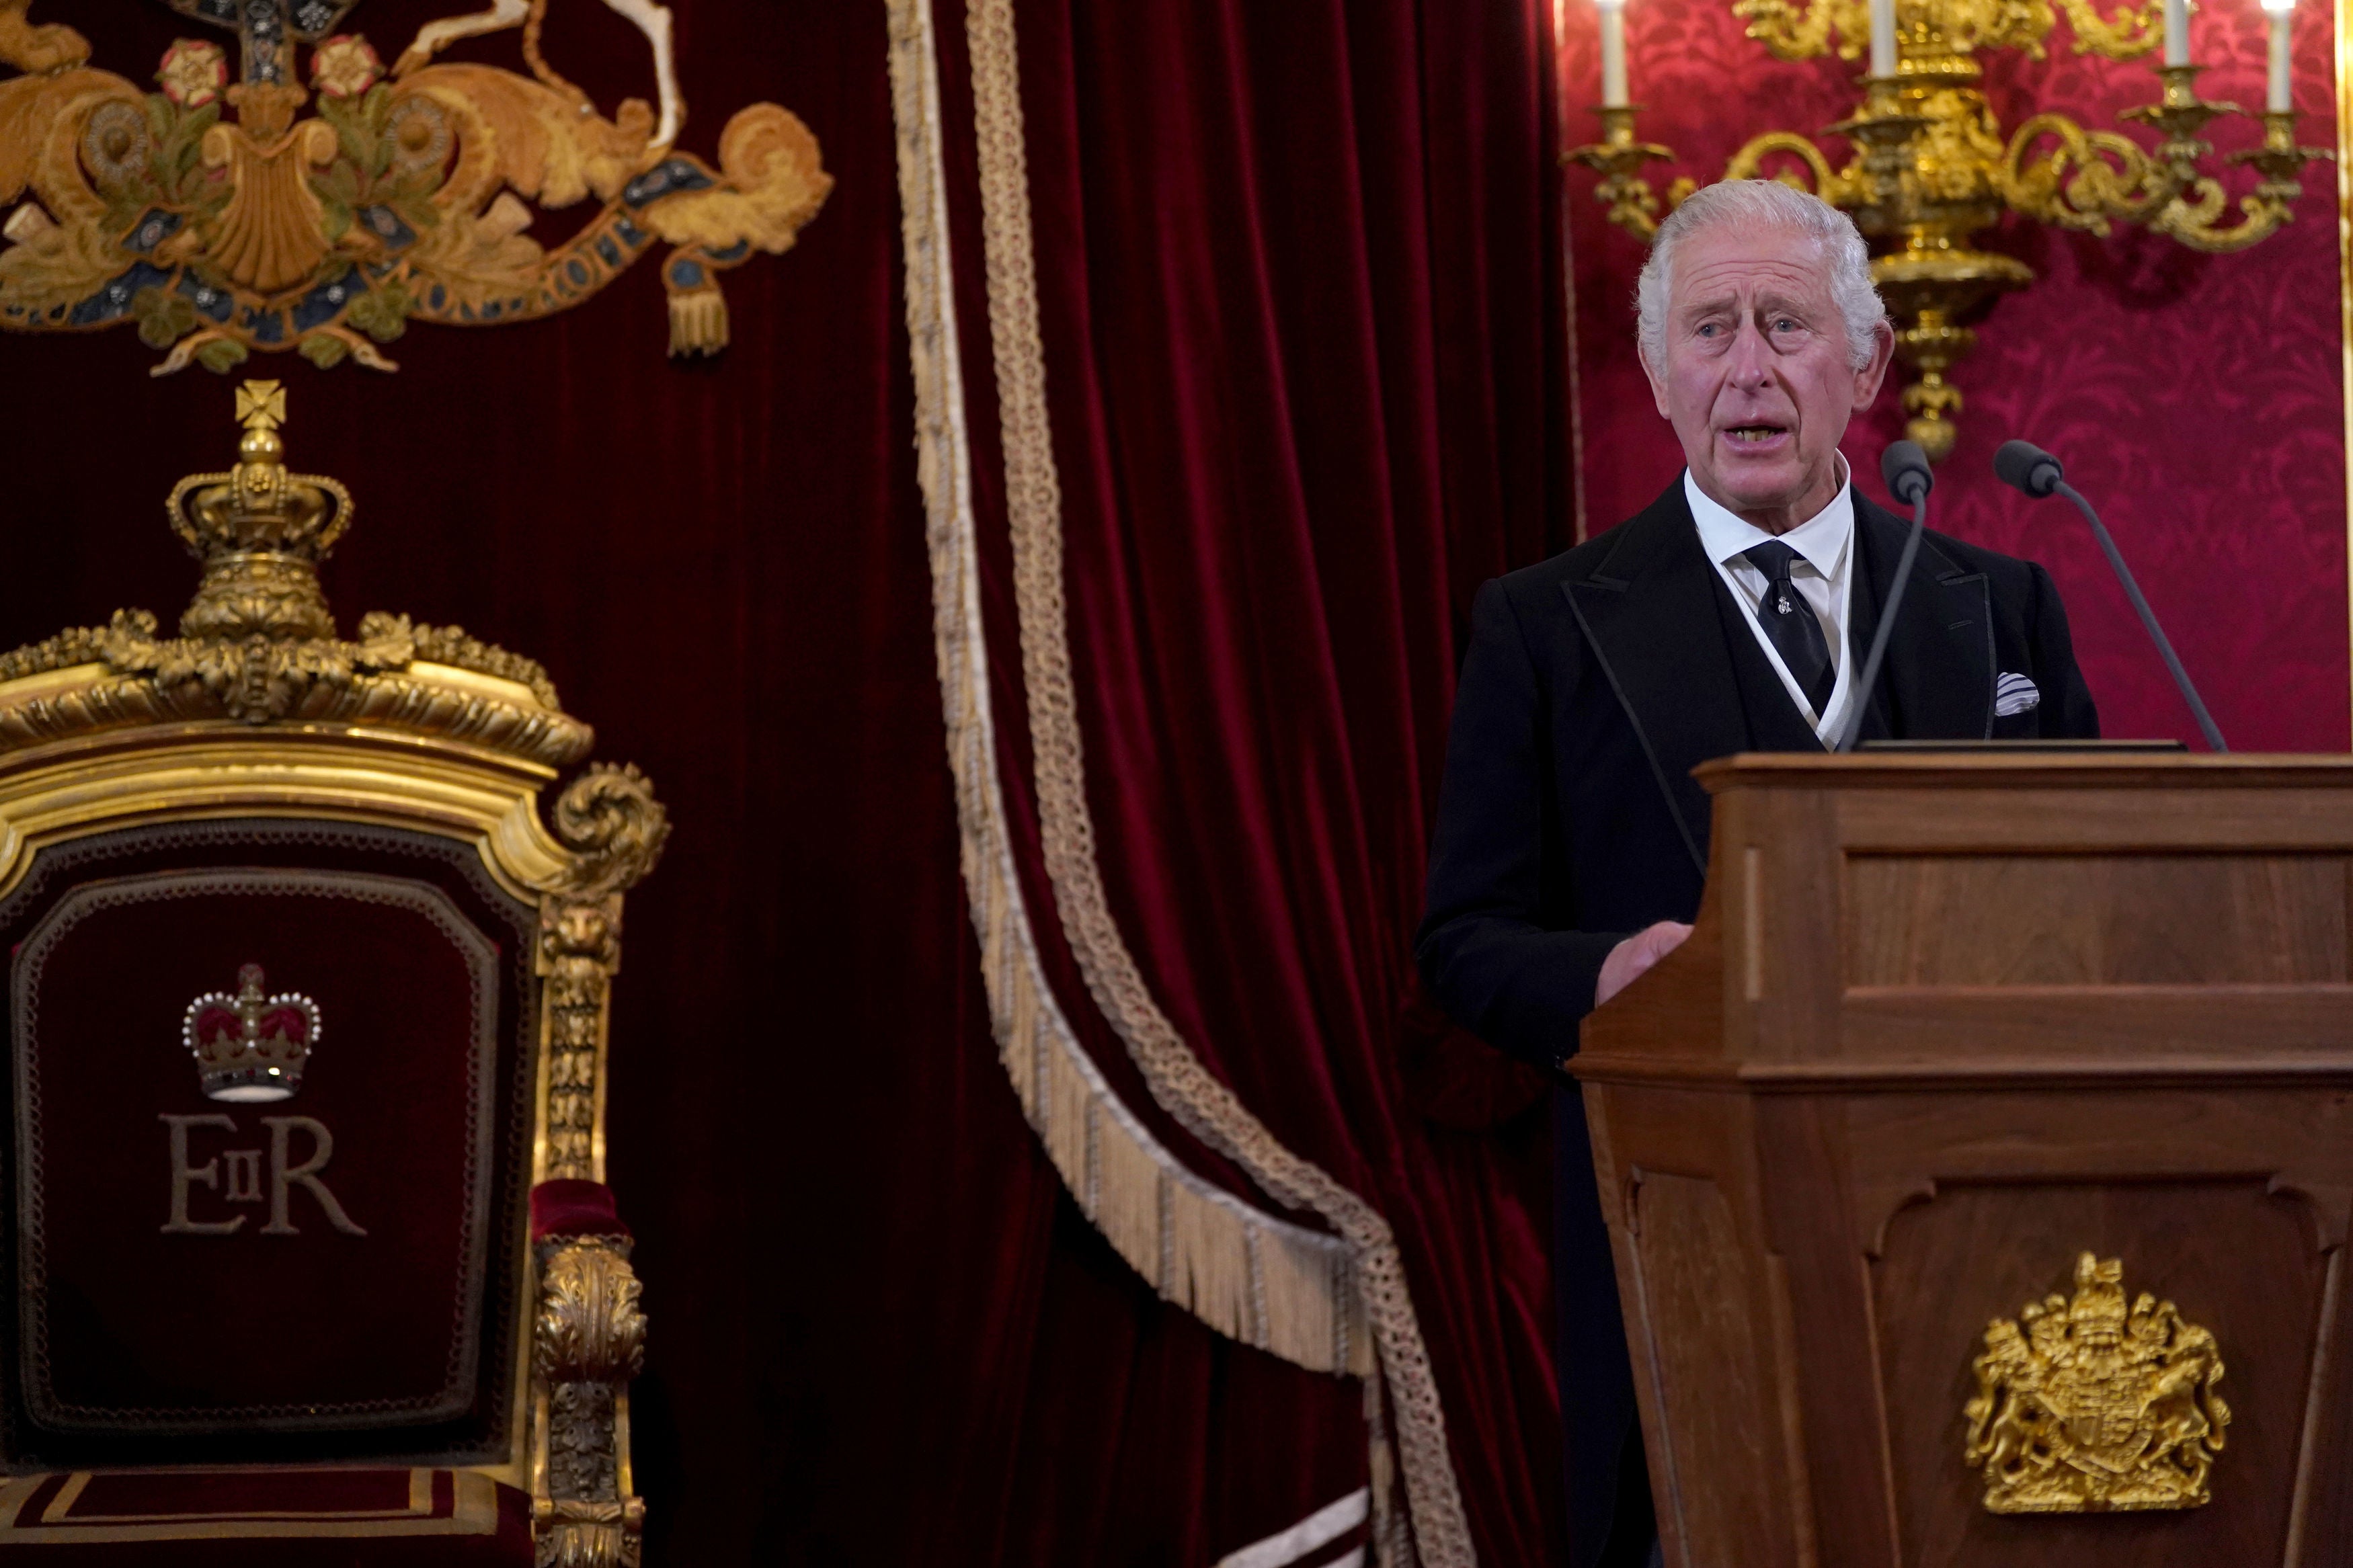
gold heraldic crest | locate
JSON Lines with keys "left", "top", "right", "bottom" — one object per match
{"left": 1964, "top": 1253, "right": 2230, "bottom": 1513}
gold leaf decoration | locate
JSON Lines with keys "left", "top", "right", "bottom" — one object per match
{"left": 0, "top": 0, "right": 832, "bottom": 372}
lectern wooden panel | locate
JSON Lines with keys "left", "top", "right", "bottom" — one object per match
{"left": 1575, "top": 755, "right": 2353, "bottom": 1568}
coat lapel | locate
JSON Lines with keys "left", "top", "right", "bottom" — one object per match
{"left": 1563, "top": 481, "right": 1996, "bottom": 858}
{"left": 1562, "top": 480, "right": 1755, "bottom": 862}
{"left": 1849, "top": 493, "right": 1995, "bottom": 740}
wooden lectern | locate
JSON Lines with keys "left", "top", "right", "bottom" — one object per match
{"left": 1576, "top": 753, "right": 2353, "bottom": 1568}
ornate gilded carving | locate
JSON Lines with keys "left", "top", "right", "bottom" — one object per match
{"left": 551, "top": 764, "right": 672, "bottom": 901}
{"left": 2044, "top": 0, "right": 2161, "bottom": 58}
{"left": 537, "top": 893, "right": 616, "bottom": 1184}
{"left": 535, "top": 1237, "right": 647, "bottom": 1384}
{"left": 527, "top": 772, "right": 663, "bottom": 1561}
{"left": 403, "top": 619, "right": 561, "bottom": 709}
{"left": 532, "top": 1237, "right": 647, "bottom": 1568}
{"left": 536, "top": 765, "right": 666, "bottom": 1184}
{"left": 0, "top": 382, "right": 591, "bottom": 764}
{"left": 1965, "top": 1253, "right": 2231, "bottom": 1513}
{"left": 0, "top": 0, "right": 830, "bottom": 371}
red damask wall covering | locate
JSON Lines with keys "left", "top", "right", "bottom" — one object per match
{"left": 1557, "top": 0, "right": 2352, "bottom": 750}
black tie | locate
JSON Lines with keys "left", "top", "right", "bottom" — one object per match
{"left": 1742, "top": 541, "right": 1835, "bottom": 716}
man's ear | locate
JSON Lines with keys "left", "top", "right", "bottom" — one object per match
{"left": 1640, "top": 341, "right": 1672, "bottom": 420}
{"left": 1852, "top": 320, "right": 1896, "bottom": 408}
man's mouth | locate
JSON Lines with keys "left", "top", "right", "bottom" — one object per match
{"left": 1724, "top": 424, "right": 1788, "bottom": 446}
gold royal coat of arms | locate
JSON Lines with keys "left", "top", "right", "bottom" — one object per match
{"left": 0, "top": 0, "right": 830, "bottom": 372}
{"left": 1964, "top": 1253, "right": 2231, "bottom": 1513}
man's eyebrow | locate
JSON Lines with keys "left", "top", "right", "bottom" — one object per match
{"left": 1677, "top": 290, "right": 1737, "bottom": 318}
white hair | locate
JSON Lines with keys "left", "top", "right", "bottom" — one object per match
{"left": 1636, "top": 180, "right": 1887, "bottom": 371}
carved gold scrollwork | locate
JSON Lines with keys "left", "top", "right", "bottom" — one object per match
{"left": 2048, "top": 0, "right": 2162, "bottom": 57}
{"left": 536, "top": 1238, "right": 648, "bottom": 1384}
{"left": 533, "top": 1237, "right": 647, "bottom": 1568}
{"left": 1999, "top": 73, "right": 2327, "bottom": 253}
{"left": 551, "top": 764, "right": 672, "bottom": 901}
{"left": 2134, "top": 105, "right": 2331, "bottom": 253}
{"left": 536, "top": 766, "right": 666, "bottom": 1184}
{"left": 1737, "top": 0, "right": 2059, "bottom": 61}
{"left": 538, "top": 895, "right": 617, "bottom": 1184}
{"left": 2000, "top": 111, "right": 2161, "bottom": 233}
{"left": 1901, "top": 88, "right": 2011, "bottom": 204}
{"left": 538, "top": 1499, "right": 648, "bottom": 1568}
{"left": 1932, "top": 0, "right": 2056, "bottom": 57}
{"left": 1731, "top": 0, "right": 1869, "bottom": 60}
{"left": 1722, "top": 131, "right": 1853, "bottom": 201}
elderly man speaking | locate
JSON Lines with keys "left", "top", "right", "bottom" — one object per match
{"left": 1417, "top": 181, "right": 2099, "bottom": 1564}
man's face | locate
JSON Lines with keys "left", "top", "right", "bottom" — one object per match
{"left": 1642, "top": 222, "right": 1892, "bottom": 530}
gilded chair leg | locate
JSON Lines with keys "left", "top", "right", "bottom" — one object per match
{"left": 531, "top": 1236, "right": 648, "bottom": 1568}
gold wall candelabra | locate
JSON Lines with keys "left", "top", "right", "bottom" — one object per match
{"left": 1568, "top": 0, "right": 2331, "bottom": 460}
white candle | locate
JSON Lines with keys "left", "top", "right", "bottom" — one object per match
{"left": 1597, "top": 0, "right": 1628, "bottom": 108}
{"left": 2164, "top": 0, "right": 2191, "bottom": 67}
{"left": 1870, "top": 0, "right": 1898, "bottom": 77}
{"left": 2263, "top": 0, "right": 2294, "bottom": 112}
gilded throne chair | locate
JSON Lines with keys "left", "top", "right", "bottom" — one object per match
{"left": 0, "top": 382, "right": 660, "bottom": 1565}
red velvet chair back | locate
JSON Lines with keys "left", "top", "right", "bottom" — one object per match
{"left": 0, "top": 384, "right": 663, "bottom": 1568}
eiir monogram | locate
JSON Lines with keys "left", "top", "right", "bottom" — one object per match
{"left": 159, "top": 1112, "right": 366, "bottom": 1236}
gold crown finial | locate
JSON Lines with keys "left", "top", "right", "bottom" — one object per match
{"left": 165, "top": 381, "right": 356, "bottom": 643}
{"left": 235, "top": 379, "right": 286, "bottom": 431}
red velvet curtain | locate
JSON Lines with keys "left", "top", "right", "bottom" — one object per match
{"left": 931, "top": 0, "right": 1577, "bottom": 1559}
{"left": 1, "top": 0, "right": 1571, "bottom": 1559}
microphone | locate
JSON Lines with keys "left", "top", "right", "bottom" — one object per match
{"left": 1993, "top": 440, "right": 2227, "bottom": 752}
{"left": 1883, "top": 440, "right": 1933, "bottom": 507}
{"left": 1992, "top": 439, "right": 2061, "bottom": 499}
{"left": 1835, "top": 440, "right": 1932, "bottom": 751}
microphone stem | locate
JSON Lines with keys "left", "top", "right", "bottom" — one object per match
{"left": 2054, "top": 481, "right": 2227, "bottom": 753}
{"left": 1836, "top": 495, "right": 1928, "bottom": 753}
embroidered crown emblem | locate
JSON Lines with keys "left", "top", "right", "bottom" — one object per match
{"left": 183, "top": 963, "right": 321, "bottom": 1102}
{"left": 1964, "top": 1253, "right": 2231, "bottom": 1513}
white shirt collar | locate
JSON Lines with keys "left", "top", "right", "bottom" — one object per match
{"left": 1683, "top": 454, "right": 1854, "bottom": 579}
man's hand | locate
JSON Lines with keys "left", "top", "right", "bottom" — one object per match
{"left": 1595, "top": 920, "right": 1693, "bottom": 1008}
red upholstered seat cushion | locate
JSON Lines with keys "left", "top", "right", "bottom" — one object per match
{"left": 530, "top": 1180, "right": 630, "bottom": 1239}
{"left": 0, "top": 1468, "right": 530, "bottom": 1563}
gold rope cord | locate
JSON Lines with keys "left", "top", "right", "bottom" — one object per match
{"left": 884, "top": 0, "right": 1375, "bottom": 1383}
{"left": 956, "top": 0, "right": 1477, "bottom": 1561}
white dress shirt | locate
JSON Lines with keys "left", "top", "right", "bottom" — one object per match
{"left": 1684, "top": 458, "right": 1856, "bottom": 746}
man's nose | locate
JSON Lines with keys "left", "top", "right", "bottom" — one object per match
{"left": 1724, "top": 319, "right": 1773, "bottom": 386}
